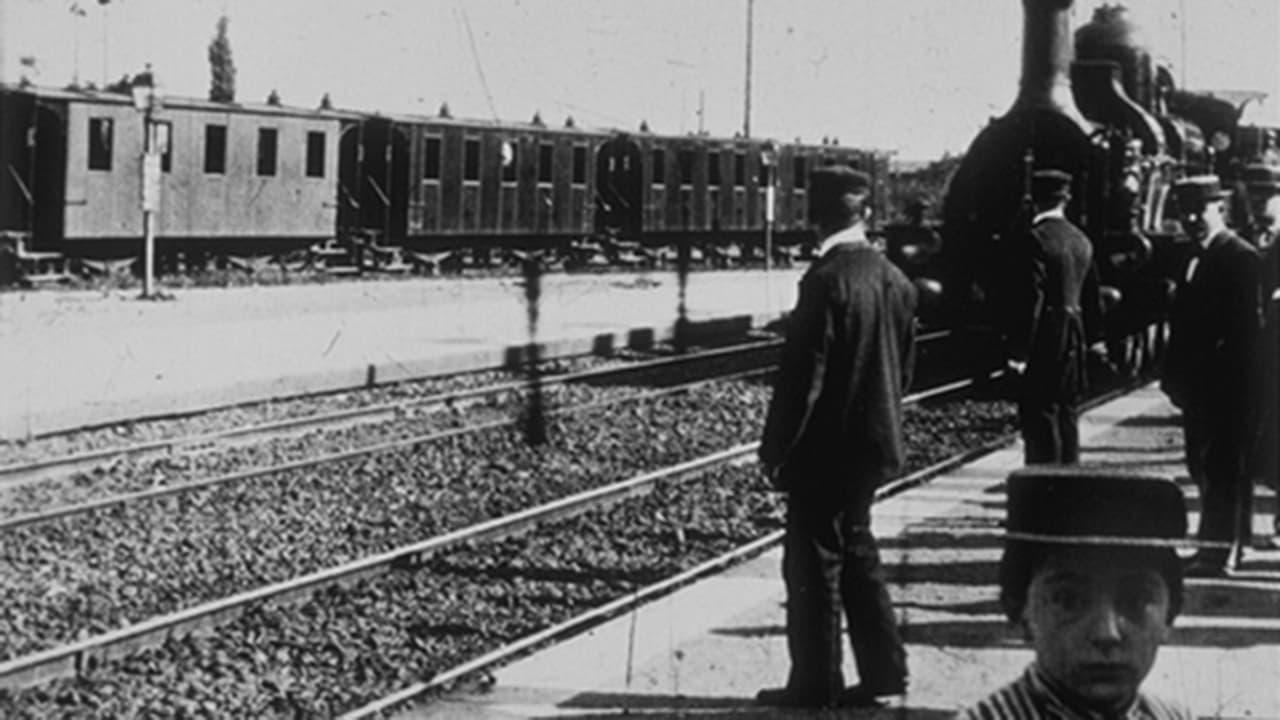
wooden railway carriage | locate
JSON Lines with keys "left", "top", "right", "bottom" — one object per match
{"left": 595, "top": 130, "right": 890, "bottom": 255}
{"left": 340, "top": 111, "right": 612, "bottom": 256}
{"left": 0, "top": 84, "right": 343, "bottom": 259}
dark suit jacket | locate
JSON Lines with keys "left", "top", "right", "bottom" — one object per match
{"left": 1162, "top": 229, "right": 1262, "bottom": 416}
{"left": 759, "top": 242, "right": 917, "bottom": 505}
{"left": 1006, "top": 215, "right": 1103, "bottom": 403}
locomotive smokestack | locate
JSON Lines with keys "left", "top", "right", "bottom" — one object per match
{"left": 1013, "top": 0, "right": 1087, "bottom": 124}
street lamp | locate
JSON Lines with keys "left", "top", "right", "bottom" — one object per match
{"left": 130, "top": 65, "right": 162, "bottom": 299}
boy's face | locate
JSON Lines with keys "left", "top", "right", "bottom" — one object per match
{"left": 1022, "top": 548, "right": 1173, "bottom": 711}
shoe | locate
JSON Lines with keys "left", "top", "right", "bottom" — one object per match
{"left": 755, "top": 686, "right": 838, "bottom": 709}
{"left": 840, "top": 682, "right": 907, "bottom": 708}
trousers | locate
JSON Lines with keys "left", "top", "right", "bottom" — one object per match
{"left": 1018, "top": 396, "right": 1080, "bottom": 464}
{"left": 1183, "top": 402, "right": 1253, "bottom": 558}
{"left": 782, "top": 491, "right": 907, "bottom": 700}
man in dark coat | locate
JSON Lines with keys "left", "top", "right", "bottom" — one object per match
{"left": 1252, "top": 190, "right": 1280, "bottom": 549}
{"left": 757, "top": 166, "right": 916, "bottom": 709}
{"left": 1005, "top": 169, "right": 1106, "bottom": 464}
{"left": 1161, "top": 175, "right": 1263, "bottom": 576}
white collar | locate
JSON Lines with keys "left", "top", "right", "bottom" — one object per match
{"left": 817, "top": 224, "right": 870, "bottom": 258}
{"left": 1032, "top": 207, "right": 1067, "bottom": 225}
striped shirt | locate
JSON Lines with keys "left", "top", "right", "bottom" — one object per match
{"left": 956, "top": 665, "right": 1192, "bottom": 720}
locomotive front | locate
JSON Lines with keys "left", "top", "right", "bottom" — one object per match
{"left": 938, "top": 0, "right": 1181, "bottom": 364}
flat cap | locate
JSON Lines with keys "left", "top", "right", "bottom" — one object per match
{"left": 1172, "top": 174, "right": 1231, "bottom": 206}
{"left": 1030, "top": 168, "right": 1073, "bottom": 200}
{"left": 1004, "top": 467, "right": 1189, "bottom": 549}
{"left": 810, "top": 165, "right": 871, "bottom": 198}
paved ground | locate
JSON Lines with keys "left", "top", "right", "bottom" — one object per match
{"left": 0, "top": 269, "right": 803, "bottom": 439}
{"left": 399, "top": 385, "right": 1280, "bottom": 719}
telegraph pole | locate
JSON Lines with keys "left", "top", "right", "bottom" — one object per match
{"left": 743, "top": 0, "right": 754, "bottom": 138}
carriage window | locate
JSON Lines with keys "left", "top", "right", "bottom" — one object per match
{"left": 257, "top": 127, "right": 278, "bottom": 176}
{"left": 652, "top": 149, "right": 665, "bottom": 186}
{"left": 572, "top": 145, "right": 587, "bottom": 186}
{"left": 306, "top": 131, "right": 325, "bottom": 177}
{"left": 502, "top": 142, "right": 518, "bottom": 183}
{"left": 678, "top": 150, "right": 695, "bottom": 187}
{"left": 204, "top": 124, "right": 227, "bottom": 174}
{"left": 88, "top": 117, "right": 113, "bottom": 171}
{"left": 463, "top": 138, "right": 480, "bottom": 181}
{"left": 708, "top": 154, "right": 722, "bottom": 187}
{"left": 793, "top": 156, "right": 807, "bottom": 188}
{"left": 538, "top": 143, "right": 553, "bottom": 183}
{"left": 423, "top": 136, "right": 441, "bottom": 180}
{"left": 734, "top": 153, "right": 746, "bottom": 187}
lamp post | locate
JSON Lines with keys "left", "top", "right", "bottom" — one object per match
{"left": 130, "top": 65, "right": 162, "bottom": 299}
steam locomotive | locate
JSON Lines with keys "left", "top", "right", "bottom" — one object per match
{"left": 0, "top": 83, "right": 888, "bottom": 282}
{"left": 934, "top": 0, "right": 1280, "bottom": 370}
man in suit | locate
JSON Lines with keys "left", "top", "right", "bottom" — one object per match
{"left": 757, "top": 166, "right": 916, "bottom": 709}
{"left": 958, "top": 468, "right": 1194, "bottom": 720}
{"left": 1161, "top": 175, "right": 1263, "bottom": 576}
{"left": 1005, "top": 169, "right": 1106, "bottom": 464}
{"left": 1248, "top": 185, "right": 1280, "bottom": 549}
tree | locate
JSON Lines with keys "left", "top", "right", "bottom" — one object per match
{"left": 208, "top": 15, "right": 236, "bottom": 102}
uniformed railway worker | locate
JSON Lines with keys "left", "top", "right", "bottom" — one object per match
{"left": 1005, "top": 169, "right": 1106, "bottom": 464}
{"left": 957, "top": 468, "right": 1194, "bottom": 720}
{"left": 1161, "top": 175, "right": 1263, "bottom": 576}
{"left": 757, "top": 165, "right": 916, "bottom": 709}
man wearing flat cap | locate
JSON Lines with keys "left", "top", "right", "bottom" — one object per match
{"left": 757, "top": 165, "right": 916, "bottom": 708}
{"left": 1161, "top": 175, "right": 1263, "bottom": 575}
{"left": 958, "top": 468, "right": 1194, "bottom": 719}
{"left": 1005, "top": 168, "right": 1106, "bottom": 464}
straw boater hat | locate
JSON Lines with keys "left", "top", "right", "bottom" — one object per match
{"left": 1172, "top": 175, "right": 1231, "bottom": 206}
{"left": 999, "top": 467, "right": 1191, "bottom": 621}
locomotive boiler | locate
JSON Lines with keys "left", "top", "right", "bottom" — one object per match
{"left": 938, "top": 0, "right": 1242, "bottom": 370}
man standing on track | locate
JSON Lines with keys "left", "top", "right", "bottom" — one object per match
{"left": 1161, "top": 175, "right": 1263, "bottom": 576}
{"left": 1005, "top": 169, "right": 1106, "bottom": 465}
{"left": 757, "top": 165, "right": 916, "bottom": 709}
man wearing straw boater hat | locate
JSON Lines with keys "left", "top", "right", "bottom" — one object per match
{"left": 1160, "top": 175, "right": 1263, "bottom": 575}
{"left": 958, "top": 468, "right": 1194, "bottom": 720}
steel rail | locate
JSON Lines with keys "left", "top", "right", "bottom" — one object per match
{"left": 339, "top": 371, "right": 1154, "bottom": 720}
{"left": 0, "top": 338, "right": 786, "bottom": 488}
{"left": 0, "top": 366, "right": 779, "bottom": 534}
{"left": 0, "top": 356, "right": 979, "bottom": 691}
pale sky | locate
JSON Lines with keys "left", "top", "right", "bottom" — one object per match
{"left": 2, "top": 0, "right": 1277, "bottom": 161}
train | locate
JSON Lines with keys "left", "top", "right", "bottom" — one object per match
{"left": 928, "top": 0, "right": 1280, "bottom": 372}
{"left": 0, "top": 82, "right": 889, "bottom": 283}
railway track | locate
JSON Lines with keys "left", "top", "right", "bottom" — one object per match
{"left": 0, "top": 338, "right": 786, "bottom": 489}
{"left": 0, "top": 330, "right": 960, "bottom": 527}
{"left": 0, "top": 359, "right": 1009, "bottom": 705}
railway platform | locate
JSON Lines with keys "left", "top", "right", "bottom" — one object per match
{"left": 0, "top": 268, "right": 802, "bottom": 440}
{"left": 394, "top": 384, "right": 1280, "bottom": 719}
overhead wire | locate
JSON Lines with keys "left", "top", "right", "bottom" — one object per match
{"left": 454, "top": 1, "right": 499, "bottom": 122}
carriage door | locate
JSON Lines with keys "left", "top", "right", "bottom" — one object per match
{"left": 594, "top": 135, "right": 642, "bottom": 240}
